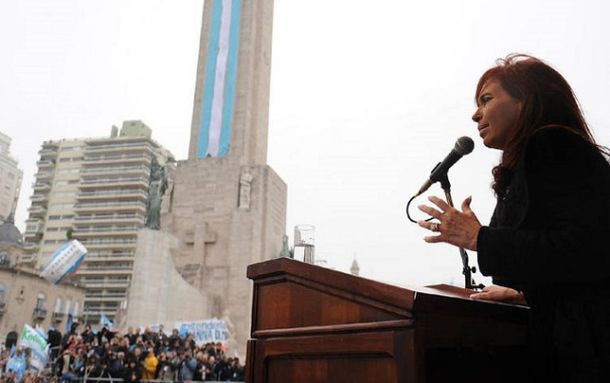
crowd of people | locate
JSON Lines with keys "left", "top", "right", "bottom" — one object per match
{"left": 1, "top": 323, "right": 245, "bottom": 383}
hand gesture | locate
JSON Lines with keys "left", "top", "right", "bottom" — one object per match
{"left": 417, "top": 196, "right": 482, "bottom": 250}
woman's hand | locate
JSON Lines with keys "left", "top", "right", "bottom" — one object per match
{"left": 417, "top": 196, "right": 482, "bottom": 250}
{"left": 469, "top": 284, "right": 527, "bottom": 305}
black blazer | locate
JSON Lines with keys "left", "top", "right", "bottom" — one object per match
{"left": 477, "top": 127, "right": 610, "bottom": 292}
{"left": 476, "top": 127, "right": 610, "bottom": 379}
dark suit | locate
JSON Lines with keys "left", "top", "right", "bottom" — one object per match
{"left": 477, "top": 128, "right": 610, "bottom": 381}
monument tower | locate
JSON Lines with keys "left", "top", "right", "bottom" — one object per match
{"left": 161, "top": 0, "right": 286, "bottom": 356}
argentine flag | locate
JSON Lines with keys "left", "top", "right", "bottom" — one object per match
{"left": 197, "top": 0, "right": 241, "bottom": 158}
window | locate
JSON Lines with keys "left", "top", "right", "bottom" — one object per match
{"left": 36, "top": 293, "right": 46, "bottom": 310}
{"left": 74, "top": 301, "right": 79, "bottom": 316}
{"left": 0, "top": 251, "right": 9, "bottom": 265}
{"left": 54, "top": 297, "right": 63, "bottom": 313}
{"left": 0, "top": 284, "right": 6, "bottom": 304}
{"left": 65, "top": 299, "right": 71, "bottom": 315}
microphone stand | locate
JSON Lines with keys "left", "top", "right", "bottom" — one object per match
{"left": 438, "top": 173, "right": 483, "bottom": 290}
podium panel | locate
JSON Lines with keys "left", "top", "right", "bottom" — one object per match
{"left": 246, "top": 258, "right": 529, "bottom": 383}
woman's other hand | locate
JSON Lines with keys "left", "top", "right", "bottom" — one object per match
{"left": 469, "top": 284, "right": 527, "bottom": 305}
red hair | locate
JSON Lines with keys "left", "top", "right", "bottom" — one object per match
{"left": 475, "top": 54, "right": 600, "bottom": 195}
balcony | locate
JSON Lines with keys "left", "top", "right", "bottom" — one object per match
{"left": 73, "top": 201, "right": 146, "bottom": 213}
{"left": 83, "top": 153, "right": 152, "bottom": 165}
{"left": 30, "top": 194, "right": 49, "bottom": 203}
{"left": 33, "top": 308, "right": 47, "bottom": 320}
{"left": 74, "top": 214, "right": 144, "bottom": 224}
{"left": 77, "top": 268, "right": 133, "bottom": 276}
{"left": 85, "top": 141, "right": 154, "bottom": 153}
{"left": 79, "top": 177, "right": 149, "bottom": 189}
{"left": 52, "top": 311, "right": 65, "bottom": 322}
{"left": 27, "top": 205, "right": 47, "bottom": 218}
{"left": 80, "top": 165, "right": 149, "bottom": 176}
{"left": 73, "top": 226, "right": 140, "bottom": 237}
{"left": 32, "top": 182, "right": 51, "bottom": 191}
{"left": 34, "top": 171, "right": 54, "bottom": 180}
{"left": 36, "top": 159, "right": 56, "bottom": 168}
{"left": 22, "top": 242, "right": 39, "bottom": 252}
{"left": 25, "top": 220, "right": 44, "bottom": 234}
{"left": 82, "top": 279, "right": 130, "bottom": 288}
{"left": 77, "top": 189, "right": 148, "bottom": 201}
{"left": 77, "top": 238, "right": 137, "bottom": 251}
{"left": 38, "top": 148, "right": 58, "bottom": 157}
{"left": 86, "top": 252, "right": 134, "bottom": 259}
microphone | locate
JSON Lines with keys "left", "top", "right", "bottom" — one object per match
{"left": 415, "top": 136, "right": 474, "bottom": 196}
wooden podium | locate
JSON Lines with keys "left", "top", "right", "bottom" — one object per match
{"left": 245, "top": 258, "right": 530, "bottom": 383}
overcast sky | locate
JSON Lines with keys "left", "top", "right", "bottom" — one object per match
{"left": 1, "top": 0, "right": 609, "bottom": 287}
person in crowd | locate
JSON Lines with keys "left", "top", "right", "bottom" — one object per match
{"left": 168, "top": 329, "right": 181, "bottom": 350}
{"left": 179, "top": 351, "right": 197, "bottom": 383}
{"left": 154, "top": 352, "right": 174, "bottom": 382}
{"left": 81, "top": 354, "right": 100, "bottom": 379}
{"left": 141, "top": 348, "right": 158, "bottom": 381}
{"left": 418, "top": 54, "right": 610, "bottom": 380}
{"left": 80, "top": 325, "right": 95, "bottom": 345}
{"left": 122, "top": 357, "right": 141, "bottom": 383}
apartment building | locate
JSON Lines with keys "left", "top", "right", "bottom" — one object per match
{"left": 0, "top": 132, "right": 23, "bottom": 222}
{"left": 23, "top": 121, "right": 173, "bottom": 322}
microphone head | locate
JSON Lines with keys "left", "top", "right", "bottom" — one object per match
{"left": 454, "top": 136, "right": 475, "bottom": 156}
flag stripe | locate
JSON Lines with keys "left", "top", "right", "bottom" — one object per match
{"left": 197, "top": 0, "right": 240, "bottom": 158}
{"left": 197, "top": 0, "right": 223, "bottom": 158}
{"left": 218, "top": 0, "right": 241, "bottom": 156}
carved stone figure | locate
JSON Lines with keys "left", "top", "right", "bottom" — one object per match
{"left": 145, "top": 157, "right": 168, "bottom": 230}
{"left": 238, "top": 170, "right": 253, "bottom": 209}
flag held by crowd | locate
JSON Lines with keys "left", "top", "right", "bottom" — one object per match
{"left": 40, "top": 240, "right": 87, "bottom": 284}
{"left": 100, "top": 313, "right": 113, "bottom": 330}
{"left": 18, "top": 324, "right": 49, "bottom": 371}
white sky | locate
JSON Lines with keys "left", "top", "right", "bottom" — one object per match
{"left": 1, "top": 0, "right": 609, "bottom": 288}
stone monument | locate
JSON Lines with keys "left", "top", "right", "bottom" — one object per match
{"left": 161, "top": 0, "right": 286, "bottom": 357}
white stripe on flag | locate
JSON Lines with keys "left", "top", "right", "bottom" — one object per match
{"left": 208, "top": 0, "right": 233, "bottom": 156}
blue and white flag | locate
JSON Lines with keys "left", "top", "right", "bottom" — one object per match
{"left": 100, "top": 313, "right": 113, "bottom": 330}
{"left": 65, "top": 312, "right": 73, "bottom": 334}
{"left": 6, "top": 350, "right": 26, "bottom": 382}
{"left": 40, "top": 240, "right": 87, "bottom": 284}
{"left": 197, "top": 0, "right": 242, "bottom": 158}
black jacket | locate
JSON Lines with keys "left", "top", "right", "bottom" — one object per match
{"left": 477, "top": 127, "right": 610, "bottom": 380}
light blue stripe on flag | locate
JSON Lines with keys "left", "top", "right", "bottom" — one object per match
{"left": 197, "top": 0, "right": 223, "bottom": 158}
{"left": 218, "top": 0, "right": 241, "bottom": 156}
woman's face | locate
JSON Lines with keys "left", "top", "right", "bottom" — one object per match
{"left": 472, "top": 79, "right": 522, "bottom": 150}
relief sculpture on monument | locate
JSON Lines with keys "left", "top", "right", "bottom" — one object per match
{"left": 144, "top": 156, "right": 168, "bottom": 230}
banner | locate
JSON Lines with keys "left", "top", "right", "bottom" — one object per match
{"left": 177, "top": 319, "right": 229, "bottom": 344}
{"left": 18, "top": 324, "right": 49, "bottom": 371}
{"left": 40, "top": 240, "right": 87, "bottom": 284}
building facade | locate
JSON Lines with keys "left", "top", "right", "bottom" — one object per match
{"left": 0, "top": 132, "right": 23, "bottom": 222}
{"left": 23, "top": 121, "right": 173, "bottom": 323}
{"left": 0, "top": 217, "right": 85, "bottom": 341}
